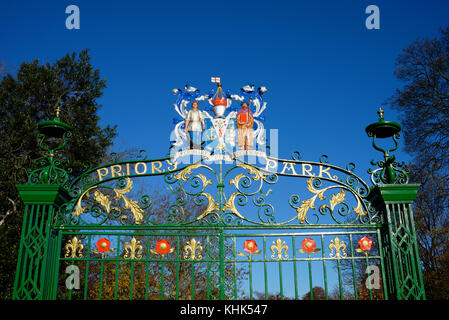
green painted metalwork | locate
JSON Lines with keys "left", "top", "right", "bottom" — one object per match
{"left": 12, "top": 109, "right": 426, "bottom": 300}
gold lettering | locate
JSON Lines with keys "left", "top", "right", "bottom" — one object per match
{"left": 280, "top": 162, "right": 297, "bottom": 175}
{"left": 134, "top": 162, "right": 147, "bottom": 175}
{"left": 319, "top": 165, "right": 333, "bottom": 179}
{"left": 151, "top": 161, "right": 164, "bottom": 173}
{"left": 111, "top": 165, "right": 123, "bottom": 178}
{"left": 126, "top": 162, "right": 130, "bottom": 176}
{"left": 166, "top": 159, "right": 177, "bottom": 171}
{"left": 97, "top": 167, "right": 109, "bottom": 181}
{"left": 302, "top": 163, "right": 314, "bottom": 177}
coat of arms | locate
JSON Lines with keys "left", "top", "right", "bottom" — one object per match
{"left": 170, "top": 77, "right": 268, "bottom": 162}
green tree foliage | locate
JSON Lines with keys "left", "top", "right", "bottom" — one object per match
{"left": 388, "top": 26, "right": 449, "bottom": 299}
{"left": 0, "top": 50, "right": 117, "bottom": 299}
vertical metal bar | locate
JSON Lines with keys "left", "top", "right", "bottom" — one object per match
{"left": 249, "top": 259, "right": 253, "bottom": 299}
{"left": 377, "top": 227, "right": 389, "bottom": 300}
{"left": 233, "top": 236, "right": 237, "bottom": 299}
{"left": 385, "top": 204, "right": 401, "bottom": 299}
{"left": 349, "top": 234, "right": 358, "bottom": 300}
{"left": 98, "top": 260, "right": 104, "bottom": 300}
{"left": 52, "top": 230, "right": 63, "bottom": 299}
{"left": 175, "top": 235, "right": 180, "bottom": 300}
{"left": 407, "top": 203, "right": 426, "bottom": 299}
{"left": 337, "top": 257, "right": 343, "bottom": 300}
{"left": 206, "top": 235, "right": 211, "bottom": 300}
{"left": 307, "top": 259, "right": 313, "bottom": 300}
{"left": 292, "top": 235, "right": 298, "bottom": 300}
{"left": 31, "top": 205, "right": 41, "bottom": 292}
{"left": 83, "top": 235, "right": 91, "bottom": 300}
{"left": 13, "top": 205, "right": 30, "bottom": 299}
{"left": 114, "top": 235, "right": 120, "bottom": 300}
{"left": 144, "top": 235, "right": 150, "bottom": 300}
{"left": 190, "top": 261, "right": 195, "bottom": 300}
{"left": 129, "top": 261, "right": 135, "bottom": 300}
{"left": 279, "top": 259, "right": 284, "bottom": 300}
{"left": 263, "top": 236, "right": 268, "bottom": 299}
{"left": 160, "top": 260, "right": 165, "bottom": 300}
{"left": 365, "top": 254, "right": 373, "bottom": 300}
{"left": 321, "top": 234, "right": 328, "bottom": 300}
{"left": 218, "top": 228, "right": 225, "bottom": 300}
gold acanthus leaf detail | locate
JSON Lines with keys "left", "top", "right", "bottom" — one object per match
{"left": 113, "top": 178, "right": 144, "bottom": 224}
{"left": 71, "top": 186, "right": 96, "bottom": 217}
{"left": 306, "top": 178, "right": 326, "bottom": 200}
{"left": 196, "top": 193, "right": 220, "bottom": 220}
{"left": 295, "top": 197, "right": 316, "bottom": 224}
{"left": 236, "top": 164, "right": 267, "bottom": 181}
{"left": 353, "top": 200, "right": 367, "bottom": 216}
{"left": 329, "top": 189, "right": 346, "bottom": 211}
{"left": 173, "top": 164, "right": 212, "bottom": 182}
{"left": 222, "top": 193, "right": 245, "bottom": 219}
{"left": 229, "top": 173, "right": 245, "bottom": 189}
{"left": 195, "top": 173, "right": 213, "bottom": 190}
{"left": 93, "top": 190, "right": 112, "bottom": 213}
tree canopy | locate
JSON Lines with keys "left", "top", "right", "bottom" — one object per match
{"left": 0, "top": 49, "right": 117, "bottom": 299}
{"left": 387, "top": 25, "right": 449, "bottom": 299}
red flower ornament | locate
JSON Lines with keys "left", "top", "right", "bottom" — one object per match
{"left": 150, "top": 239, "right": 175, "bottom": 257}
{"left": 356, "top": 236, "right": 373, "bottom": 256}
{"left": 238, "top": 239, "right": 262, "bottom": 260}
{"left": 298, "top": 238, "right": 320, "bottom": 257}
{"left": 92, "top": 238, "right": 115, "bottom": 258}
{"left": 244, "top": 240, "right": 258, "bottom": 254}
{"left": 97, "top": 238, "right": 111, "bottom": 252}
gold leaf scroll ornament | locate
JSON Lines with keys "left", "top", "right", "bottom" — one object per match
{"left": 71, "top": 178, "right": 144, "bottom": 224}
{"left": 294, "top": 178, "right": 326, "bottom": 223}
{"left": 113, "top": 178, "right": 144, "bottom": 224}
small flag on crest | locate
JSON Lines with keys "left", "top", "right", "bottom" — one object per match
{"left": 211, "top": 77, "right": 221, "bottom": 83}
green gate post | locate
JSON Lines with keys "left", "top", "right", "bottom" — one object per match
{"left": 13, "top": 185, "right": 69, "bottom": 299}
{"left": 366, "top": 108, "right": 426, "bottom": 300}
{"left": 13, "top": 105, "right": 73, "bottom": 300}
{"left": 368, "top": 185, "right": 425, "bottom": 300}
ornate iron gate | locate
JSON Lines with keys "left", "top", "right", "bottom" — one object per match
{"left": 12, "top": 108, "right": 426, "bottom": 300}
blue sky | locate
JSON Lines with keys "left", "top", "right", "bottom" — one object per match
{"left": 3, "top": 0, "right": 448, "bottom": 298}
{"left": 2, "top": 1, "right": 449, "bottom": 182}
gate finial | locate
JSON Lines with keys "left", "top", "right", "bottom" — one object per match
{"left": 366, "top": 108, "right": 409, "bottom": 185}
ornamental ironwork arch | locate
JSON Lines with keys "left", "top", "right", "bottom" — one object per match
{"left": 12, "top": 89, "right": 425, "bottom": 300}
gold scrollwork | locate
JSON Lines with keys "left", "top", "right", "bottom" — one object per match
{"left": 113, "top": 178, "right": 144, "bottom": 224}
{"left": 229, "top": 164, "right": 267, "bottom": 189}
{"left": 270, "top": 238, "right": 289, "bottom": 260}
{"left": 329, "top": 189, "right": 346, "bottom": 211}
{"left": 71, "top": 177, "right": 144, "bottom": 224}
{"left": 329, "top": 236, "right": 347, "bottom": 258}
{"left": 293, "top": 178, "right": 327, "bottom": 223}
{"left": 196, "top": 193, "right": 220, "bottom": 220}
{"left": 223, "top": 193, "right": 245, "bottom": 219}
{"left": 173, "top": 164, "right": 213, "bottom": 183}
{"left": 123, "top": 237, "right": 144, "bottom": 259}
{"left": 183, "top": 238, "right": 203, "bottom": 260}
{"left": 64, "top": 236, "right": 84, "bottom": 258}
{"left": 293, "top": 178, "right": 366, "bottom": 223}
